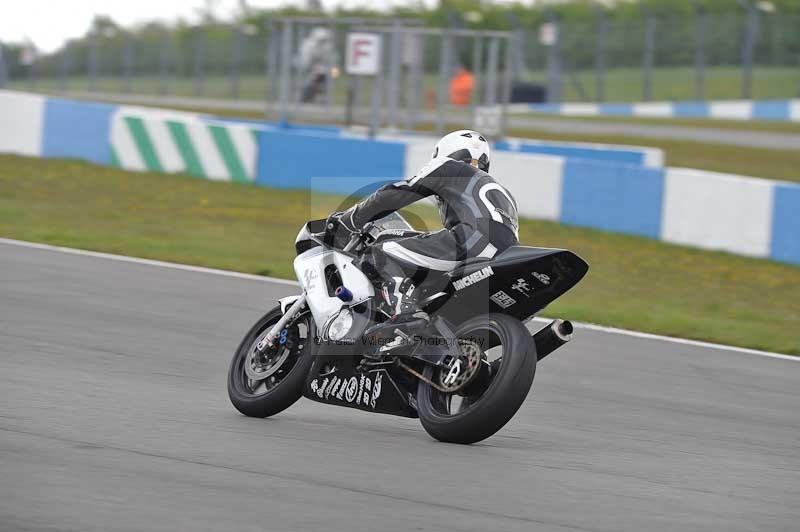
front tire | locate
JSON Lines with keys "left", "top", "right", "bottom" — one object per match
{"left": 227, "top": 306, "right": 316, "bottom": 418}
{"left": 417, "top": 314, "right": 536, "bottom": 444}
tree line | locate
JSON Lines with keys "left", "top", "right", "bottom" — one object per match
{"left": 2, "top": 0, "right": 798, "bottom": 80}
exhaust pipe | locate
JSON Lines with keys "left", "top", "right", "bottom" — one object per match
{"left": 533, "top": 319, "right": 573, "bottom": 361}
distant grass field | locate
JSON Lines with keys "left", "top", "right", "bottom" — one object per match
{"left": 10, "top": 64, "right": 800, "bottom": 104}
{"left": 504, "top": 127, "right": 800, "bottom": 184}
{"left": 1, "top": 154, "right": 797, "bottom": 355}
{"left": 548, "top": 65, "right": 800, "bottom": 103}
{"left": 515, "top": 113, "right": 800, "bottom": 135}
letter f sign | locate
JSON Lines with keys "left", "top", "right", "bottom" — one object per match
{"left": 352, "top": 39, "right": 371, "bottom": 67}
{"left": 346, "top": 33, "right": 381, "bottom": 76}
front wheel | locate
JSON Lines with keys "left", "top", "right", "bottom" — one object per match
{"left": 227, "top": 306, "right": 316, "bottom": 418}
{"left": 417, "top": 314, "right": 536, "bottom": 444}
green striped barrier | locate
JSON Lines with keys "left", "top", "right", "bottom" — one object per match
{"left": 110, "top": 111, "right": 258, "bottom": 182}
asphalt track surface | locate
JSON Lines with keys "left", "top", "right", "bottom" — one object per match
{"left": 1, "top": 240, "right": 798, "bottom": 532}
{"left": 60, "top": 91, "right": 800, "bottom": 150}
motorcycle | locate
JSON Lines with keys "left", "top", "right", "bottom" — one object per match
{"left": 227, "top": 213, "right": 588, "bottom": 444}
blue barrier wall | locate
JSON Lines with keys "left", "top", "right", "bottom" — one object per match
{"left": 561, "top": 160, "right": 665, "bottom": 238}
{"left": 527, "top": 99, "right": 799, "bottom": 122}
{"left": 770, "top": 183, "right": 800, "bottom": 264}
{"left": 256, "top": 130, "right": 406, "bottom": 195}
{"left": 42, "top": 99, "right": 115, "bottom": 164}
{"left": 495, "top": 139, "right": 648, "bottom": 166}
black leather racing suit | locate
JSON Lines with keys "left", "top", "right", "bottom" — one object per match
{"left": 341, "top": 156, "right": 520, "bottom": 277}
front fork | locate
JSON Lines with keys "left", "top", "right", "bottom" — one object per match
{"left": 256, "top": 294, "right": 308, "bottom": 353}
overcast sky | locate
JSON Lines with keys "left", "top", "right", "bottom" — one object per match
{"left": 0, "top": 0, "right": 467, "bottom": 52}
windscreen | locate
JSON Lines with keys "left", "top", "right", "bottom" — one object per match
{"left": 372, "top": 212, "right": 414, "bottom": 232}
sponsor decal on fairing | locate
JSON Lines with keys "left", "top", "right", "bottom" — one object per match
{"left": 511, "top": 278, "right": 533, "bottom": 297}
{"left": 490, "top": 290, "right": 517, "bottom": 309}
{"left": 310, "top": 372, "right": 384, "bottom": 409}
{"left": 531, "top": 272, "right": 551, "bottom": 286}
{"left": 452, "top": 266, "right": 495, "bottom": 291}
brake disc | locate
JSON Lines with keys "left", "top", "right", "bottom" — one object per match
{"left": 245, "top": 329, "right": 292, "bottom": 381}
{"left": 436, "top": 339, "right": 483, "bottom": 393}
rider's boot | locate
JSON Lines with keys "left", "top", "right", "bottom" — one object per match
{"left": 362, "top": 277, "right": 430, "bottom": 351}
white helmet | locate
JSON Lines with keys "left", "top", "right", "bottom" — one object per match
{"left": 432, "top": 130, "right": 491, "bottom": 172}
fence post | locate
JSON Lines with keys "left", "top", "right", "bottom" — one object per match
{"left": 230, "top": 24, "right": 243, "bottom": 99}
{"left": 504, "top": 13, "right": 525, "bottom": 81}
{"left": 123, "top": 35, "right": 135, "bottom": 94}
{"left": 387, "top": 22, "right": 403, "bottom": 130}
{"left": 545, "top": 13, "right": 563, "bottom": 103}
{"left": 693, "top": 3, "right": 707, "bottom": 101}
{"left": 642, "top": 11, "right": 656, "bottom": 102}
{"left": 470, "top": 35, "right": 483, "bottom": 119}
{"left": 293, "top": 23, "right": 309, "bottom": 105}
{"left": 325, "top": 21, "right": 337, "bottom": 107}
{"left": 740, "top": 1, "right": 759, "bottom": 99}
{"left": 158, "top": 29, "right": 170, "bottom": 95}
{"left": 436, "top": 33, "right": 453, "bottom": 135}
{"left": 369, "top": 46, "right": 385, "bottom": 138}
{"left": 499, "top": 36, "right": 513, "bottom": 139}
{"left": 278, "top": 20, "right": 293, "bottom": 124}
{"left": 405, "top": 31, "right": 423, "bottom": 131}
{"left": 485, "top": 36, "right": 499, "bottom": 106}
{"left": 265, "top": 20, "right": 277, "bottom": 113}
{"left": 88, "top": 30, "right": 99, "bottom": 92}
{"left": 594, "top": 8, "right": 607, "bottom": 102}
{"left": 0, "top": 42, "right": 6, "bottom": 88}
{"left": 193, "top": 26, "right": 206, "bottom": 97}
{"left": 59, "top": 43, "right": 70, "bottom": 92}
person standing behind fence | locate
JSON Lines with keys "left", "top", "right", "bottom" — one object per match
{"left": 449, "top": 66, "right": 475, "bottom": 106}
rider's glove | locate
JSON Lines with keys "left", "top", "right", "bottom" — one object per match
{"left": 324, "top": 210, "right": 358, "bottom": 247}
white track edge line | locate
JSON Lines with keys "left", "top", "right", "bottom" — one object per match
{"left": 0, "top": 237, "right": 298, "bottom": 287}
{"left": 1, "top": 237, "right": 795, "bottom": 361}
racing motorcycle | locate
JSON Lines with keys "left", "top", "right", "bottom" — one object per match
{"left": 227, "top": 213, "right": 588, "bottom": 444}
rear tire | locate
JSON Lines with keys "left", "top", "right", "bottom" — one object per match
{"left": 417, "top": 314, "right": 536, "bottom": 444}
{"left": 227, "top": 306, "right": 316, "bottom": 418}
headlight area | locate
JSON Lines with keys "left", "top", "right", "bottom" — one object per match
{"left": 323, "top": 307, "right": 354, "bottom": 342}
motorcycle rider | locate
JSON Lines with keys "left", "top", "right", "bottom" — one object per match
{"left": 326, "top": 130, "right": 519, "bottom": 325}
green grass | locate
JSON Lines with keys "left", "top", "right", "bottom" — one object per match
{"left": 12, "top": 65, "right": 800, "bottom": 103}
{"left": 546, "top": 66, "right": 800, "bottom": 103}
{"left": 515, "top": 113, "right": 800, "bottom": 135}
{"left": 1, "top": 154, "right": 797, "bottom": 355}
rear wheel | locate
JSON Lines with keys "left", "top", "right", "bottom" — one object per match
{"left": 417, "top": 314, "right": 536, "bottom": 444}
{"left": 227, "top": 306, "right": 316, "bottom": 418}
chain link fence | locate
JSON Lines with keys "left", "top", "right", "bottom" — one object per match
{"left": 0, "top": 7, "right": 797, "bottom": 122}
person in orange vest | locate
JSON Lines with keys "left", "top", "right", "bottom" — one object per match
{"left": 449, "top": 66, "right": 475, "bottom": 106}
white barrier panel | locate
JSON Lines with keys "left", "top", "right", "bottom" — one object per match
{"left": 561, "top": 103, "right": 600, "bottom": 116}
{"left": 110, "top": 111, "right": 258, "bottom": 182}
{"left": 632, "top": 102, "right": 673, "bottom": 118}
{"left": 661, "top": 168, "right": 774, "bottom": 257}
{"left": 709, "top": 101, "right": 752, "bottom": 120}
{"left": 0, "top": 90, "right": 45, "bottom": 156}
{"left": 403, "top": 139, "right": 434, "bottom": 178}
{"left": 791, "top": 101, "right": 800, "bottom": 122}
{"left": 403, "top": 137, "right": 565, "bottom": 222}
{"left": 492, "top": 152, "right": 564, "bottom": 222}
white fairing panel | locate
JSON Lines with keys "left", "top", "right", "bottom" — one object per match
{"left": 293, "top": 248, "right": 374, "bottom": 329}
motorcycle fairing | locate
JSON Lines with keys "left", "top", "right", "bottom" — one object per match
{"left": 438, "top": 246, "right": 589, "bottom": 323}
{"left": 303, "top": 356, "right": 418, "bottom": 418}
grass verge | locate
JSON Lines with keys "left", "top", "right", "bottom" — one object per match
{"left": 513, "top": 113, "right": 800, "bottom": 135}
{"left": 0, "top": 154, "right": 797, "bottom": 354}
{"left": 504, "top": 126, "right": 800, "bottom": 184}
